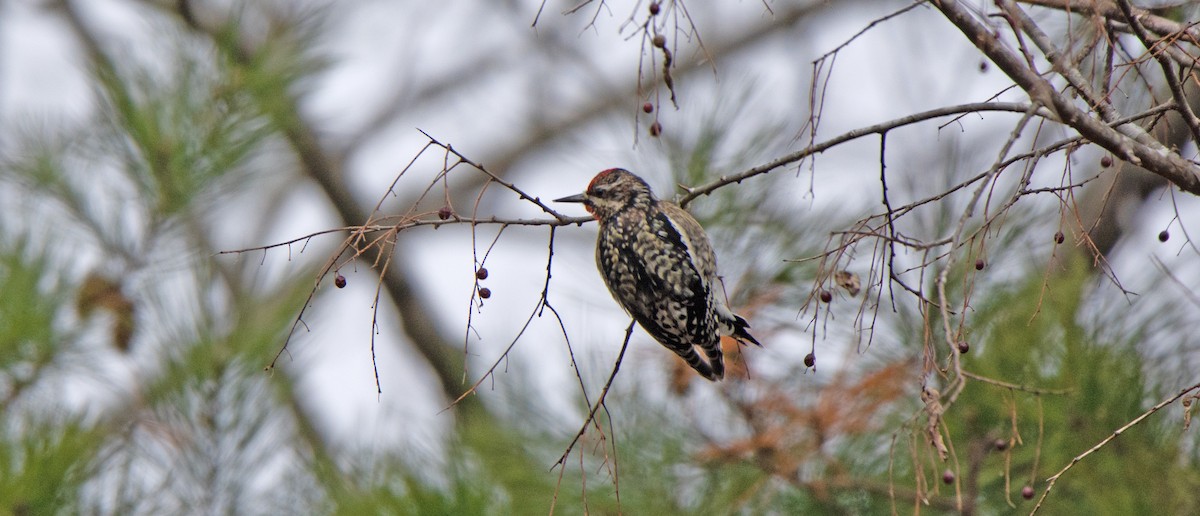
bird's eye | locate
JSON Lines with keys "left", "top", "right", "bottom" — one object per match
{"left": 591, "top": 184, "right": 612, "bottom": 196}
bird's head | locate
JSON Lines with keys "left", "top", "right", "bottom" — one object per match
{"left": 554, "top": 168, "right": 655, "bottom": 220}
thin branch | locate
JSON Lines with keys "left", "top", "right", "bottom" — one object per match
{"left": 219, "top": 216, "right": 591, "bottom": 257}
{"left": 1030, "top": 381, "right": 1200, "bottom": 514}
{"left": 1150, "top": 255, "right": 1200, "bottom": 310}
{"left": 960, "top": 370, "right": 1072, "bottom": 396}
{"left": 420, "top": 130, "right": 571, "bottom": 219}
{"left": 1113, "top": 0, "right": 1200, "bottom": 146}
{"left": 997, "top": 0, "right": 1119, "bottom": 123}
{"left": 451, "top": 1, "right": 836, "bottom": 213}
{"left": 155, "top": 0, "right": 475, "bottom": 403}
{"left": 679, "top": 102, "right": 1046, "bottom": 206}
{"left": 553, "top": 320, "right": 636, "bottom": 471}
{"left": 447, "top": 228, "right": 574, "bottom": 407}
{"left": 1019, "top": 0, "right": 1200, "bottom": 43}
{"left": 932, "top": 0, "right": 1200, "bottom": 195}
{"left": 934, "top": 106, "right": 1039, "bottom": 408}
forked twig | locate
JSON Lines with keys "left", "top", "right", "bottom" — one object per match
{"left": 446, "top": 228, "right": 566, "bottom": 407}
{"left": 553, "top": 320, "right": 636, "bottom": 470}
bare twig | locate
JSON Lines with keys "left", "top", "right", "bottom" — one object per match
{"left": 932, "top": 0, "right": 1200, "bottom": 195}
{"left": 1030, "top": 381, "right": 1200, "bottom": 514}
{"left": 997, "top": 0, "right": 1119, "bottom": 123}
{"left": 553, "top": 320, "right": 636, "bottom": 470}
{"left": 1150, "top": 255, "right": 1200, "bottom": 310}
{"left": 933, "top": 107, "right": 1038, "bottom": 397}
{"left": 960, "top": 370, "right": 1072, "bottom": 396}
{"left": 680, "top": 102, "right": 1047, "bottom": 206}
{"left": 1113, "top": 0, "right": 1200, "bottom": 146}
{"left": 1019, "top": 0, "right": 1200, "bottom": 42}
{"left": 447, "top": 228, "right": 574, "bottom": 407}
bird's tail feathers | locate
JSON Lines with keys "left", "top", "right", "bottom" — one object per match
{"left": 732, "top": 314, "right": 762, "bottom": 347}
{"left": 673, "top": 346, "right": 722, "bottom": 381}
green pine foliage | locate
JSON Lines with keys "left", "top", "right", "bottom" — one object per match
{"left": 946, "top": 257, "right": 1200, "bottom": 514}
{"left": 0, "top": 240, "right": 104, "bottom": 515}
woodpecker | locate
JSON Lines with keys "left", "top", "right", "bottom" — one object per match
{"left": 555, "top": 168, "right": 761, "bottom": 381}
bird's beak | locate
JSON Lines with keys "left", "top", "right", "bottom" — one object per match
{"left": 554, "top": 193, "right": 588, "bottom": 203}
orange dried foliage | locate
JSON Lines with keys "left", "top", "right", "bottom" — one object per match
{"left": 698, "top": 361, "right": 911, "bottom": 478}
{"left": 814, "top": 362, "right": 910, "bottom": 436}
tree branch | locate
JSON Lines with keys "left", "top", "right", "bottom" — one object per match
{"left": 1030, "top": 381, "right": 1200, "bottom": 513}
{"left": 159, "top": 0, "right": 474, "bottom": 407}
{"left": 679, "top": 102, "right": 1046, "bottom": 206}
{"left": 1020, "top": 0, "right": 1200, "bottom": 41}
{"left": 932, "top": 0, "right": 1200, "bottom": 195}
{"left": 1113, "top": 0, "right": 1200, "bottom": 146}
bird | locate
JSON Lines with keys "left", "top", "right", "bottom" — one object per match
{"left": 555, "top": 168, "right": 761, "bottom": 381}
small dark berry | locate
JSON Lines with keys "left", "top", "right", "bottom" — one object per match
{"left": 1021, "top": 485, "right": 1035, "bottom": 500}
{"left": 942, "top": 469, "right": 955, "bottom": 485}
{"left": 957, "top": 341, "right": 970, "bottom": 354}
{"left": 1054, "top": 231, "right": 1065, "bottom": 244}
{"left": 1100, "top": 155, "right": 1113, "bottom": 168}
{"left": 475, "top": 268, "right": 488, "bottom": 280}
{"left": 437, "top": 205, "right": 453, "bottom": 220}
{"left": 975, "top": 258, "right": 985, "bottom": 270}
{"left": 643, "top": 102, "right": 654, "bottom": 113}
{"left": 478, "top": 287, "right": 491, "bottom": 299}
{"left": 1159, "top": 230, "right": 1170, "bottom": 242}
{"left": 804, "top": 353, "right": 816, "bottom": 368}
{"left": 649, "top": 2, "right": 660, "bottom": 15}
{"left": 649, "top": 121, "right": 662, "bottom": 137}
{"left": 819, "top": 290, "right": 832, "bottom": 303}
{"left": 978, "top": 60, "right": 989, "bottom": 73}
{"left": 994, "top": 438, "right": 1009, "bottom": 451}
{"left": 652, "top": 34, "right": 666, "bottom": 48}
{"left": 334, "top": 274, "right": 347, "bottom": 289}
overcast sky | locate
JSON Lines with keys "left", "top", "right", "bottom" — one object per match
{"left": 3, "top": 0, "right": 1197, "bottom": 466}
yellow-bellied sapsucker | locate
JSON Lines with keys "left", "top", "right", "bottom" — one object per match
{"left": 555, "top": 168, "right": 761, "bottom": 381}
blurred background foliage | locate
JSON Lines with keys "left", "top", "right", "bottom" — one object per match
{"left": 2, "top": 0, "right": 1199, "bottom": 514}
